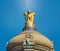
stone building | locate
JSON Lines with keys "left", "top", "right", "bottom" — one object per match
{"left": 7, "top": 10, "right": 54, "bottom": 51}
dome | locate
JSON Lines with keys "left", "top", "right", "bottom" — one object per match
{"left": 7, "top": 10, "right": 54, "bottom": 51}
{"left": 7, "top": 30, "right": 54, "bottom": 51}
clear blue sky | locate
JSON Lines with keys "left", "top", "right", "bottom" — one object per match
{"left": 0, "top": 0, "right": 60, "bottom": 51}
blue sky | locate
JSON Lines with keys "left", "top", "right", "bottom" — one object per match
{"left": 0, "top": 0, "right": 60, "bottom": 51}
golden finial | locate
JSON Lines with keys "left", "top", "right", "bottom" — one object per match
{"left": 24, "top": 10, "right": 35, "bottom": 27}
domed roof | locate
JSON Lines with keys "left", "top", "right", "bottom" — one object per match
{"left": 7, "top": 30, "right": 53, "bottom": 50}
{"left": 7, "top": 10, "right": 54, "bottom": 51}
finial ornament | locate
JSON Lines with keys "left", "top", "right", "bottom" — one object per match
{"left": 24, "top": 10, "right": 35, "bottom": 27}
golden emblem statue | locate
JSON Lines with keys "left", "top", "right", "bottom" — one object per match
{"left": 24, "top": 10, "right": 35, "bottom": 27}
